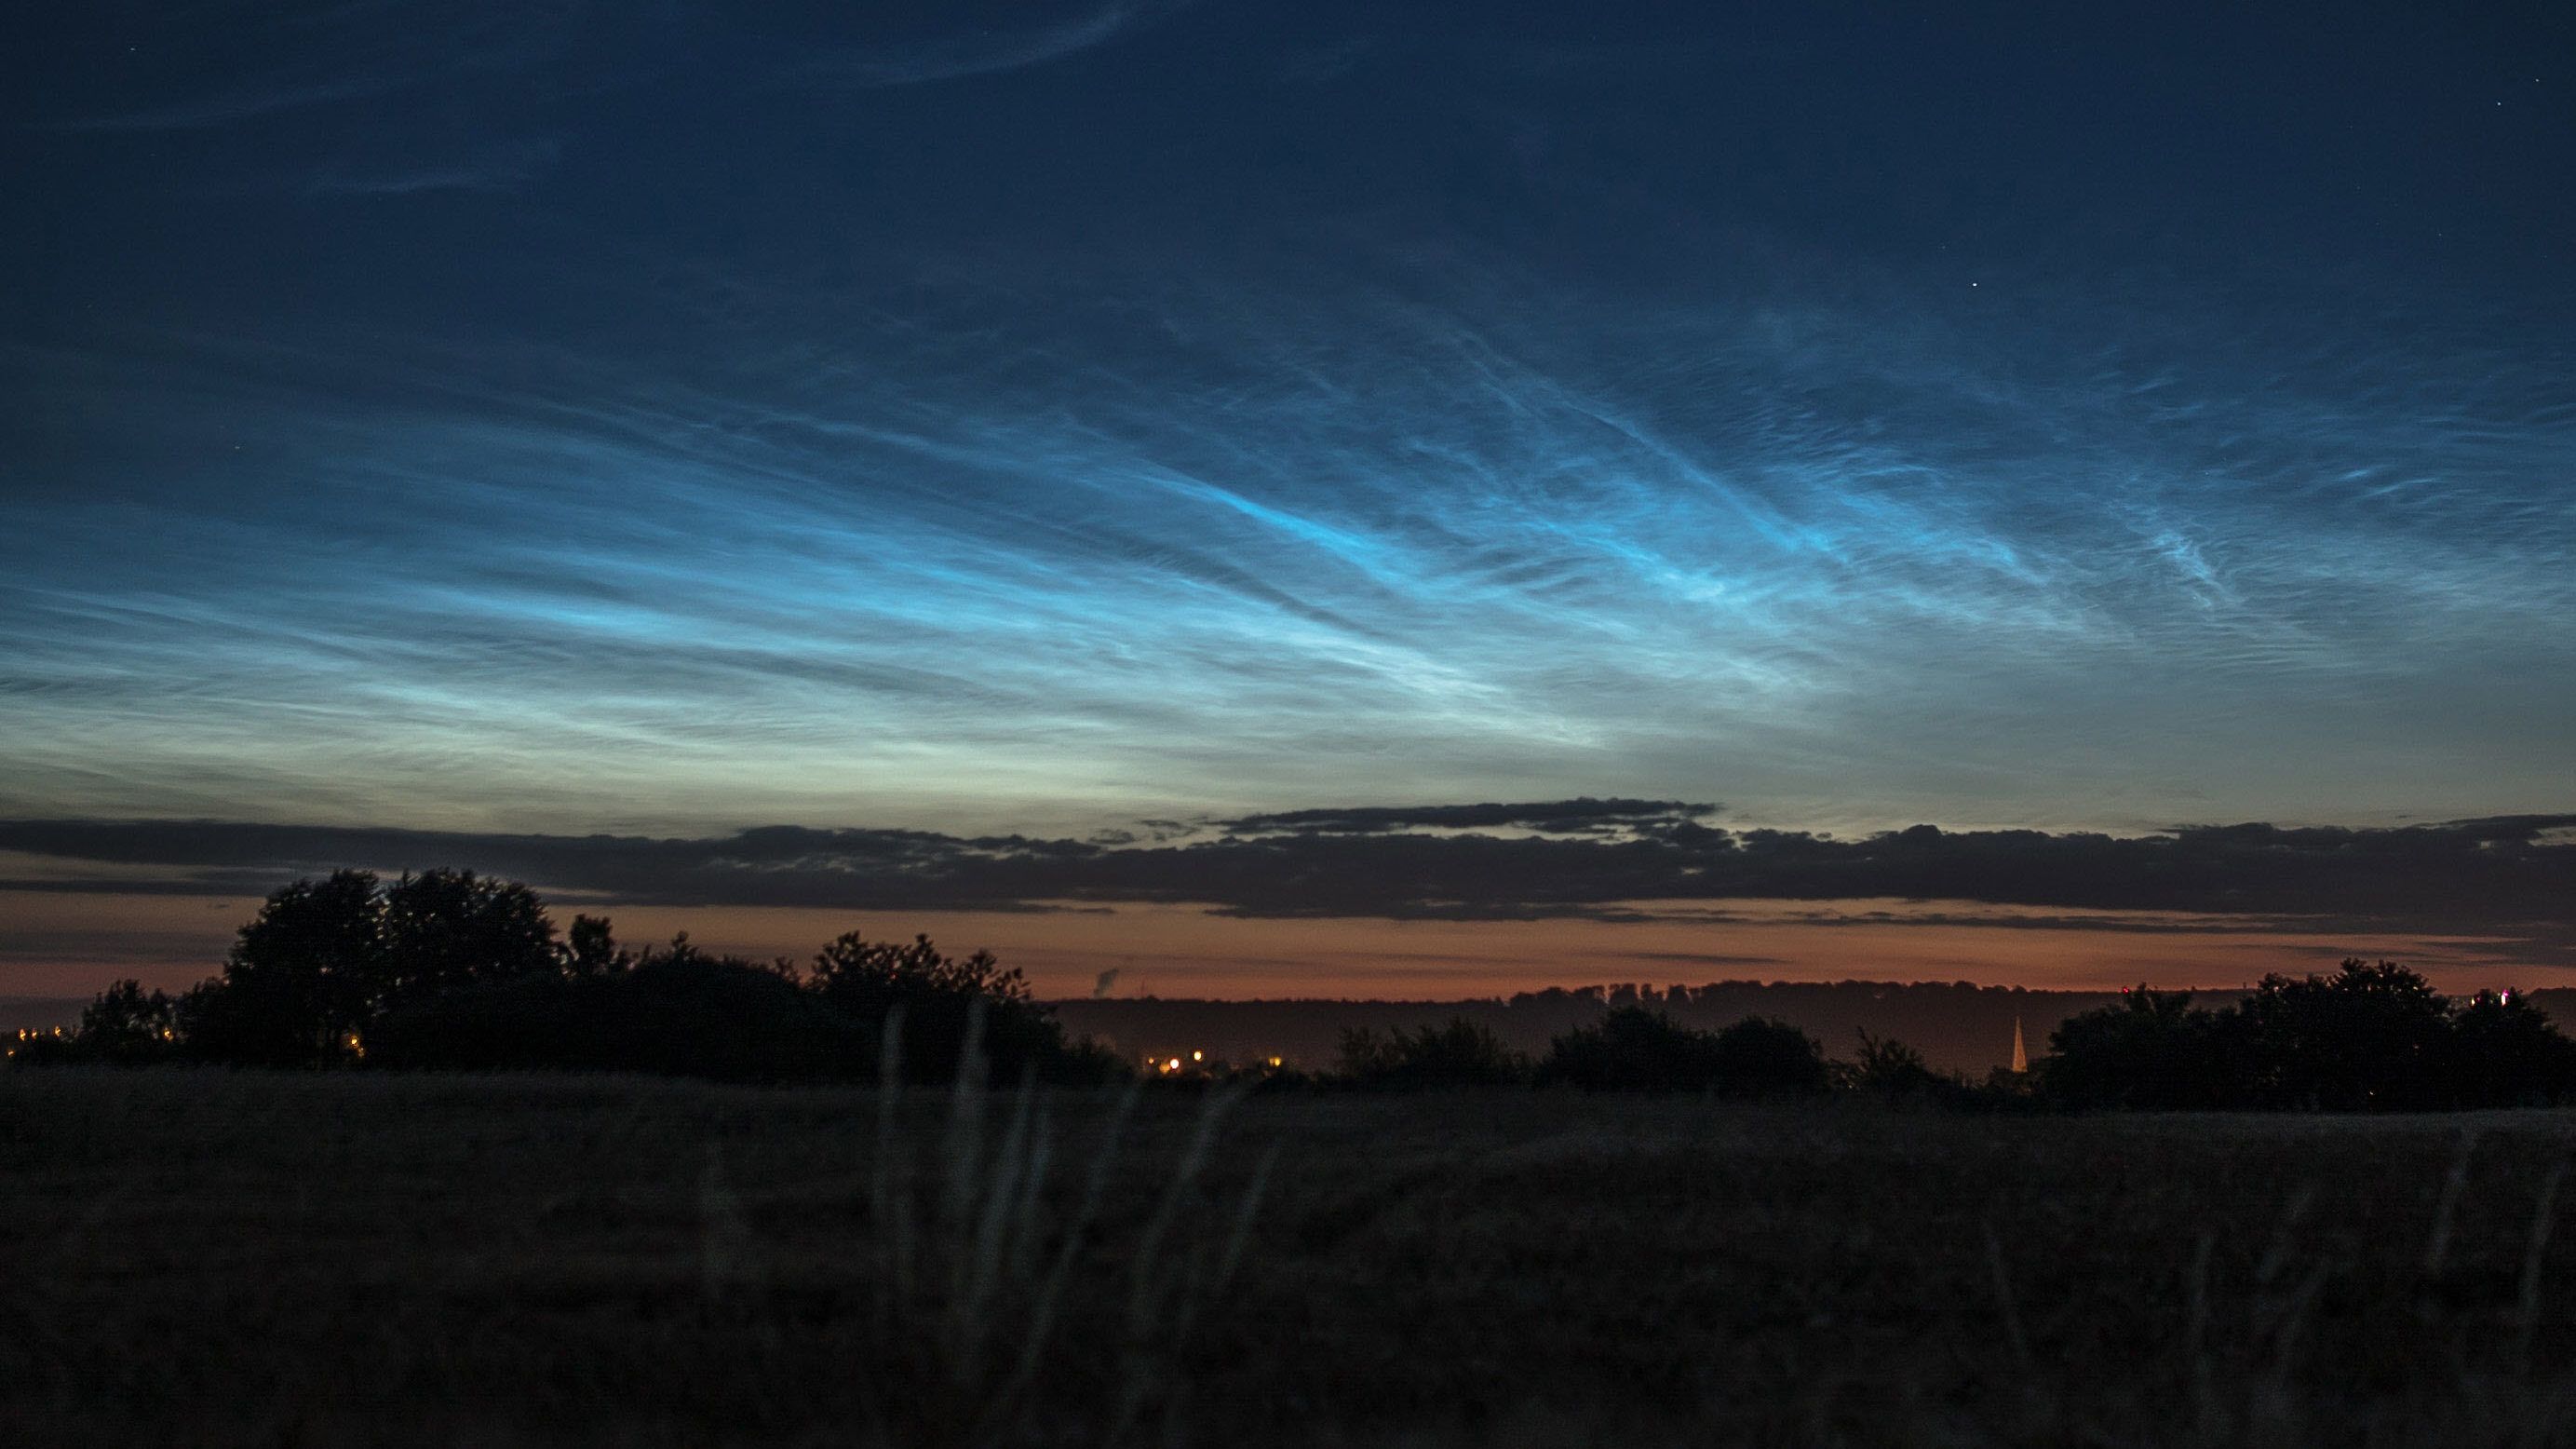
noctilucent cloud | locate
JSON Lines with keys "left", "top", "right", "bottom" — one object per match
{"left": 5, "top": 1, "right": 2572, "bottom": 848}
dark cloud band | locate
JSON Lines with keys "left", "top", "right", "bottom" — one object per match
{"left": 3, "top": 813, "right": 2569, "bottom": 941}
{"left": 1220, "top": 797, "right": 1718, "bottom": 834}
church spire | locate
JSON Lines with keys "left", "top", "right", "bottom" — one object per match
{"left": 2010, "top": 1016, "right": 2029, "bottom": 1075}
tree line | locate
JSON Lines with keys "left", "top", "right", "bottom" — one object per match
{"left": 20, "top": 870, "right": 2576, "bottom": 1111}
{"left": 1328, "top": 960, "right": 2576, "bottom": 1111}
{"left": 2036, "top": 960, "right": 2576, "bottom": 1111}
{"left": 1334, "top": 1010, "right": 1946, "bottom": 1097}
{"left": 30, "top": 869, "right": 1120, "bottom": 1084}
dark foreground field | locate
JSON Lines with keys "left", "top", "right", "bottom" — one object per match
{"left": 11, "top": 1074, "right": 2576, "bottom": 1446}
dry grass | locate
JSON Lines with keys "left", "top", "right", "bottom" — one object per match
{"left": 9, "top": 1071, "right": 2576, "bottom": 1445}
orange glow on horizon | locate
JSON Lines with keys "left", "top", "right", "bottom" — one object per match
{"left": 2, "top": 887, "right": 2562, "bottom": 1008}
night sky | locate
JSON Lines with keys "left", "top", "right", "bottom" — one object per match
{"left": 4, "top": 2, "right": 2571, "bottom": 997}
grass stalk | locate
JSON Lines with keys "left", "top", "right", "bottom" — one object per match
{"left": 1982, "top": 1221, "right": 2032, "bottom": 1375}
{"left": 2515, "top": 1157, "right": 2569, "bottom": 1376}
{"left": 2424, "top": 1128, "right": 2480, "bottom": 1279}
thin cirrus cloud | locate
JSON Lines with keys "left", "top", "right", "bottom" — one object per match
{"left": 41, "top": 1, "right": 601, "bottom": 132}
{"left": 797, "top": 2, "right": 1186, "bottom": 89}
{"left": 49, "top": 72, "right": 415, "bottom": 133}
{"left": 298, "top": 135, "right": 568, "bottom": 196}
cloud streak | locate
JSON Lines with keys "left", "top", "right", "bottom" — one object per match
{"left": 799, "top": 3, "right": 1179, "bottom": 89}
{"left": 43, "top": 1, "right": 600, "bottom": 132}
{"left": 2, "top": 815, "right": 2569, "bottom": 957}
{"left": 1221, "top": 798, "right": 1718, "bottom": 835}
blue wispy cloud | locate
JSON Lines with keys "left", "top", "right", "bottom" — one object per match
{"left": 4, "top": 248, "right": 2569, "bottom": 839}
{"left": 797, "top": 2, "right": 1186, "bottom": 89}
{"left": 4, "top": 1, "right": 2569, "bottom": 853}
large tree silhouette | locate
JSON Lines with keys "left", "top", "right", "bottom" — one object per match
{"left": 2042, "top": 961, "right": 2576, "bottom": 1112}
{"left": 176, "top": 868, "right": 559, "bottom": 1066}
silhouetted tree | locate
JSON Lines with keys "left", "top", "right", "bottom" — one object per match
{"left": 2443, "top": 990, "right": 2576, "bottom": 1108}
{"left": 1840, "top": 1029, "right": 1949, "bottom": 1101}
{"left": 74, "top": 874, "right": 1128, "bottom": 1083}
{"left": 563, "top": 914, "right": 631, "bottom": 977}
{"left": 12, "top": 980, "right": 182, "bottom": 1065}
{"left": 1539, "top": 1007, "right": 1827, "bottom": 1093}
{"left": 2037, "top": 961, "right": 2576, "bottom": 1113}
{"left": 2040, "top": 988, "right": 2245, "bottom": 1111}
{"left": 1338, "top": 1018, "right": 1530, "bottom": 1088}
{"left": 805, "top": 931, "right": 1101, "bottom": 1084}
{"left": 181, "top": 869, "right": 385, "bottom": 1066}
{"left": 175, "top": 868, "right": 566, "bottom": 1066}
{"left": 375, "top": 869, "right": 559, "bottom": 1007}
{"left": 367, "top": 937, "right": 868, "bottom": 1082}
{"left": 74, "top": 979, "right": 181, "bottom": 1063}
{"left": 1706, "top": 1016, "right": 1834, "bottom": 1096}
{"left": 2236, "top": 959, "right": 2452, "bottom": 1111}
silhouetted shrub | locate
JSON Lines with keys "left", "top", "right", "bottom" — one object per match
{"left": 2441, "top": 990, "right": 2576, "bottom": 1108}
{"left": 1706, "top": 1015, "right": 1834, "bottom": 1096}
{"left": 2039, "top": 988, "right": 2245, "bottom": 1111}
{"left": 2234, "top": 958, "right": 2453, "bottom": 1111}
{"left": 367, "top": 945, "right": 870, "bottom": 1082}
{"left": 1837, "top": 1029, "right": 1957, "bottom": 1103}
{"left": 7, "top": 1028, "right": 81, "bottom": 1066}
{"left": 1338, "top": 1017, "right": 1530, "bottom": 1088}
{"left": 2039, "top": 961, "right": 2576, "bottom": 1112}
{"left": 1539, "top": 1007, "right": 1827, "bottom": 1094}
{"left": 44, "top": 870, "right": 1126, "bottom": 1084}
{"left": 1541, "top": 1008, "right": 1716, "bottom": 1090}
{"left": 803, "top": 931, "right": 1113, "bottom": 1085}
{"left": 562, "top": 913, "right": 632, "bottom": 977}
{"left": 1041, "top": 1033, "right": 1133, "bottom": 1087}
{"left": 33, "top": 980, "right": 185, "bottom": 1065}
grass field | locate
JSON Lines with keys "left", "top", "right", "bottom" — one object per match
{"left": 10, "top": 1071, "right": 2576, "bottom": 1446}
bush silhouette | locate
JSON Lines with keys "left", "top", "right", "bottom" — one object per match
{"left": 563, "top": 913, "right": 630, "bottom": 976}
{"left": 2444, "top": 990, "right": 2576, "bottom": 1108}
{"left": 804, "top": 931, "right": 1109, "bottom": 1085}
{"left": 2040, "top": 961, "right": 2576, "bottom": 1112}
{"left": 2039, "top": 988, "right": 2244, "bottom": 1111}
{"left": 57, "top": 980, "right": 182, "bottom": 1064}
{"left": 1338, "top": 1017, "right": 1530, "bottom": 1088}
{"left": 48, "top": 872, "right": 1121, "bottom": 1084}
{"left": 1540, "top": 1008, "right": 1829, "bottom": 1094}
{"left": 366, "top": 942, "right": 869, "bottom": 1082}
{"left": 1706, "top": 1015, "right": 1834, "bottom": 1096}
{"left": 2234, "top": 958, "right": 2454, "bottom": 1111}
{"left": 1542, "top": 1008, "right": 1711, "bottom": 1090}
{"left": 1838, "top": 1029, "right": 1953, "bottom": 1103}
